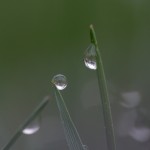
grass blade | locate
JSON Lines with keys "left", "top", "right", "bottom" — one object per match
{"left": 89, "top": 24, "right": 116, "bottom": 150}
{"left": 1, "top": 96, "right": 50, "bottom": 150}
{"left": 53, "top": 87, "right": 85, "bottom": 150}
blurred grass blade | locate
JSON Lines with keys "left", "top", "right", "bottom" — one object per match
{"left": 90, "top": 24, "right": 116, "bottom": 150}
{"left": 53, "top": 87, "right": 85, "bottom": 150}
{"left": 1, "top": 96, "right": 50, "bottom": 150}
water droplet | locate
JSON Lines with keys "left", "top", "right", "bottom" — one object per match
{"left": 83, "top": 145, "right": 89, "bottom": 150}
{"left": 84, "top": 43, "right": 97, "bottom": 70}
{"left": 52, "top": 74, "right": 67, "bottom": 90}
{"left": 22, "top": 119, "right": 40, "bottom": 135}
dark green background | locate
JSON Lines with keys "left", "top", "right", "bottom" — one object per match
{"left": 0, "top": 0, "right": 150, "bottom": 149}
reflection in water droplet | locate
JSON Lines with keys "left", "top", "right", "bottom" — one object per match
{"left": 22, "top": 119, "right": 40, "bottom": 135}
{"left": 83, "top": 145, "right": 89, "bottom": 150}
{"left": 52, "top": 74, "right": 67, "bottom": 90}
{"left": 84, "top": 43, "right": 97, "bottom": 70}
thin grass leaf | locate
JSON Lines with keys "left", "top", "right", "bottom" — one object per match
{"left": 53, "top": 87, "right": 85, "bottom": 150}
{"left": 89, "top": 24, "right": 116, "bottom": 150}
{"left": 1, "top": 96, "right": 50, "bottom": 150}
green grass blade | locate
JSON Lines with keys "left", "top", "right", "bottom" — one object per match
{"left": 53, "top": 87, "right": 85, "bottom": 150}
{"left": 89, "top": 24, "right": 116, "bottom": 150}
{"left": 1, "top": 96, "right": 50, "bottom": 150}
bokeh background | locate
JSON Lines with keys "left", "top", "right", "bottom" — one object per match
{"left": 0, "top": 0, "right": 150, "bottom": 149}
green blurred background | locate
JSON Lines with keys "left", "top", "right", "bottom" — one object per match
{"left": 0, "top": 0, "right": 150, "bottom": 149}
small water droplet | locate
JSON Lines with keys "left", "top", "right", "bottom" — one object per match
{"left": 84, "top": 43, "right": 97, "bottom": 70}
{"left": 22, "top": 119, "right": 40, "bottom": 135}
{"left": 83, "top": 145, "right": 89, "bottom": 150}
{"left": 52, "top": 74, "right": 67, "bottom": 90}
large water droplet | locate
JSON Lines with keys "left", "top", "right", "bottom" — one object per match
{"left": 22, "top": 119, "right": 40, "bottom": 135}
{"left": 84, "top": 43, "right": 97, "bottom": 70}
{"left": 52, "top": 74, "right": 67, "bottom": 90}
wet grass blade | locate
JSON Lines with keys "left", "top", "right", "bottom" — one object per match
{"left": 53, "top": 87, "right": 85, "bottom": 150}
{"left": 1, "top": 96, "right": 50, "bottom": 150}
{"left": 90, "top": 24, "right": 116, "bottom": 150}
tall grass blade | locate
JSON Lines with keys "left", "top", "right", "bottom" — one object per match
{"left": 53, "top": 87, "right": 85, "bottom": 150}
{"left": 89, "top": 24, "right": 116, "bottom": 150}
{"left": 1, "top": 96, "right": 50, "bottom": 150}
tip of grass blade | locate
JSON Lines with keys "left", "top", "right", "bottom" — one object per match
{"left": 90, "top": 24, "right": 93, "bottom": 28}
{"left": 89, "top": 24, "right": 98, "bottom": 46}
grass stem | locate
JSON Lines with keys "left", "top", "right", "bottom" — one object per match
{"left": 53, "top": 87, "right": 85, "bottom": 150}
{"left": 1, "top": 96, "right": 50, "bottom": 150}
{"left": 90, "top": 24, "right": 116, "bottom": 150}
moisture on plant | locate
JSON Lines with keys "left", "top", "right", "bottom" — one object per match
{"left": 52, "top": 74, "right": 67, "bottom": 90}
{"left": 22, "top": 118, "right": 40, "bottom": 135}
{"left": 84, "top": 43, "right": 97, "bottom": 70}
